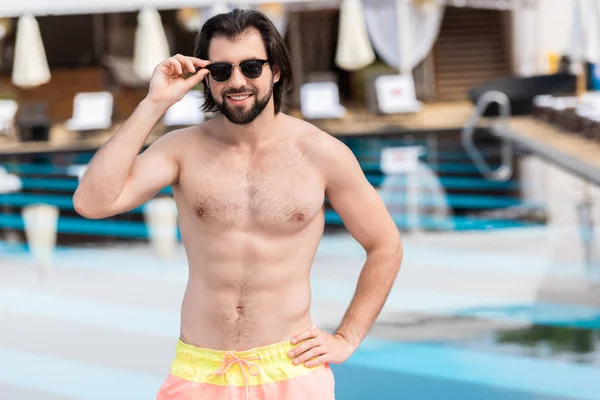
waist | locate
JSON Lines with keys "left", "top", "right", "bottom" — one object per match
{"left": 170, "top": 338, "right": 322, "bottom": 386}
{"left": 180, "top": 282, "right": 311, "bottom": 346}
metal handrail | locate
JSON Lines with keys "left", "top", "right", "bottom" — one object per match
{"left": 461, "top": 90, "right": 513, "bottom": 182}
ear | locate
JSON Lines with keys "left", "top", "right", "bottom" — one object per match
{"left": 272, "top": 65, "right": 281, "bottom": 84}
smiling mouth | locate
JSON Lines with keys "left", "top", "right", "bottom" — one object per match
{"left": 226, "top": 94, "right": 253, "bottom": 102}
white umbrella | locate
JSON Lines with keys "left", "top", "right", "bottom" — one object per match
{"left": 144, "top": 197, "right": 179, "bottom": 262}
{"left": 11, "top": 14, "right": 50, "bottom": 89}
{"left": 133, "top": 7, "right": 171, "bottom": 81}
{"left": 335, "top": 0, "right": 375, "bottom": 71}
{"left": 22, "top": 204, "right": 59, "bottom": 276}
{"left": 0, "top": 169, "right": 22, "bottom": 193}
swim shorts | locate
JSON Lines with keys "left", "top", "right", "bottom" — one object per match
{"left": 157, "top": 339, "right": 336, "bottom": 400}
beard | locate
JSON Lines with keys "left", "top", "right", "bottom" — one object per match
{"left": 215, "top": 81, "right": 274, "bottom": 125}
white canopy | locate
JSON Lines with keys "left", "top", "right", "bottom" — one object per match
{"left": 568, "top": 0, "right": 600, "bottom": 64}
{"left": 2, "top": 0, "right": 543, "bottom": 89}
{"left": 0, "top": 0, "right": 537, "bottom": 18}
{"left": 0, "top": 0, "right": 331, "bottom": 18}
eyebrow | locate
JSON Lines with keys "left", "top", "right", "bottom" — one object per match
{"left": 209, "top": 58, "right": 267, "bottom": 64}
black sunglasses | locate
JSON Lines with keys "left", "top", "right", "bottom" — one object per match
{"left": 203, "top": 59, "right": 269, "bottom": 83}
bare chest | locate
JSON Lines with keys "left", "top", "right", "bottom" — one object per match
{"left": 179, "top": 147, "right": 325, "bottom": 230}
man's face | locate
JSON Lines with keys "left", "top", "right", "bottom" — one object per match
{"left": 207, "top": 29, "right": 280, "bottom": 125}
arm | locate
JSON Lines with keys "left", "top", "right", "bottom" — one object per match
{"left": 73, "top": 100, "right": 174, "bottom": 219}
{"left": 289, "top": 132, "right": 402, "bottom": 366}
{"left": 73, "top": 55, "right": 209, "bottom": 219}
{"left": 324, "top": 138, "right": 403, "bottom": 350}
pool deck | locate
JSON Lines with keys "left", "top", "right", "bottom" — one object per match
{"left": 0, "top": 102, "right": 475, "bottom": 157}
{"left": 500, "top": 118, "right": 600, "bottom": 186}
{"left": 1, "top": 227, "right": 599, "bottom": 399}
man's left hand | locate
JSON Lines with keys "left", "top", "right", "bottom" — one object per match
{"left": 288, "top": 327, "right": 354, "bottom": 367}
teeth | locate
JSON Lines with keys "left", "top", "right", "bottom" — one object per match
{"left": 230, "top": 95, "right": 250, "bottom": 101}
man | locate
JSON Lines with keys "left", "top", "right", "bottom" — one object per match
{"left": 73, "top": 9, "right": 402, "bottom": 400}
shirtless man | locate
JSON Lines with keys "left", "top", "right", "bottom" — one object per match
{"left": 73, "top": 9, "right": 402, "bottom": 400}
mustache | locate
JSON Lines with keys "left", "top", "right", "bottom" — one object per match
{"left": 222, "top": 88, "right": 256, "bottom": 96}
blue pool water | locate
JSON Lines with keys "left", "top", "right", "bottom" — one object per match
{"left": 334, "top": 324, "right": 600, "bottom": 400}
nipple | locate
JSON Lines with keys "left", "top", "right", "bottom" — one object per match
{"left": 292, "top": 211, "right": 305, "bottom": 222}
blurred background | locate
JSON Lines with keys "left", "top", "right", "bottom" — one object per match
{"left": 1, "top": 0, "right": 599, "bottom": 399}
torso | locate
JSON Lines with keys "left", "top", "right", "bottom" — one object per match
{"left": 170, "top": 115, "right": 327, "bottom": 351}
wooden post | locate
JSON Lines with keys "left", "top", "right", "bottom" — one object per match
{"left": 577, "top": 63, "right": 587, "bottom": 96}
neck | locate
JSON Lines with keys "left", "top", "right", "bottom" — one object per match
{"left": 218, "top": 102, "right": 280, "bottom": 148}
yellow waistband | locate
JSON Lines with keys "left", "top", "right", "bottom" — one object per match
{"left": 170, "top": 339, "right": 322, "bottom": 386}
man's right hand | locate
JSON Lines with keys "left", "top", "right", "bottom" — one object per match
{"left": 147, "top": 55, "right": 210, "bottom": 109}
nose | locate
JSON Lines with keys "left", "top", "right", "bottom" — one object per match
{"left": 228, "top": 65, "right": 247, "bottom": 89}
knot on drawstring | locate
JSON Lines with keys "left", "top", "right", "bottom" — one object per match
{"left": 211, "top": 352, "right": 262, "bottom": 400}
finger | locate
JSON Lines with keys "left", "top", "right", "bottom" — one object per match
{"left": 172, "top": 54, "right": 191, "bottom": 74}
{"left": 169, "top": 58, "right": 183, "bottom": 75}
{"left": 188, "top": 57, "right": 210, "bottom": 68}
{"left": 158, "top": 57, "right": 174, "bottom": 73}
{"left": 291, "top": 328, "right": 319, "bottom": 345}
{"left": 288, "top": 336, "right": 324, "bottom": 358}
{"left": 185, "top": 68, "right": 210, "bottom": 89}
{"left": 293, "top": 346, "right": 326, "bottom": 366}
{"left": 174, "top": 54, "right": 194, "bottom": 74}
{"left": 185, "top": 58, "right": 195, "bottom": 74}
{"left": 304, "top": 354, "right": 328, "bottom": 368}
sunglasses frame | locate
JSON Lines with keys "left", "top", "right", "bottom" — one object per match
{"left": 204, "top": 59, "right": 270, "bottom": 83}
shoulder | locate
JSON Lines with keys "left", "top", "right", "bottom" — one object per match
{"left": 286, "top": 116, "right": 356, "bottom": 169}
{"left": 149, "top": 122, "right": 212, "bottom": 153}
{"left": 283, "top": 115, "right": 360, "bottom": 183}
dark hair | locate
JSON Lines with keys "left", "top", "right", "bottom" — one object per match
{"left": 194, "top": 9, "right": 293, "bottom": 114}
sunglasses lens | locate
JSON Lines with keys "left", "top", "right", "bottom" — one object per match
{"left": 209, "top": 64, "right": 232, "bottom": 82}
{"left": 240, "top": 61, "right": 264, "bottom": 79}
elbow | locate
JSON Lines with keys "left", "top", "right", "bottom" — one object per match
{"left": 366, "top": 236, "right": 404, "bottom": 270}
{"left": 394, "top": 241, "right": 404, "bottom": 271}
{"left": 393, "top": 234, "right": 404, "bottom": 259}
{"left": 382, "top": 236, "right": 404, "bottom": 271}
{"left": 388, "top": 238, "right": 404, "bottom": 272}
{"left": 72, "top": 191, "right": 108, "bottom": 220}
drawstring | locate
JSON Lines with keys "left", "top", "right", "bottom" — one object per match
{"left": 211, "top": 352, "right": 262, "bottom": 400}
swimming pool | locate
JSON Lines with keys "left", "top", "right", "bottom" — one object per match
{"left": 1, "top": 133, "right": 599, "bottom": 399}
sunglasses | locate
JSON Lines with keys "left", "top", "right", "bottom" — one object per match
{"left": 203, "top": 59, "right": 269, "bottom": 83}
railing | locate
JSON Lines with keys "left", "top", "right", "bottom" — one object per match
{"left": 461, "top": 90, "right": 513, "bottom": 182}
{"left": 462, "top": 90, "right": 599, "bottom": 285}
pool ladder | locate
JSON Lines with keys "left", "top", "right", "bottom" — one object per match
{"left": 463, "top": 92, "right": 599, "bottom": 285}
{"left": 461, "top": 91, "right": 513, "bottom": 182}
